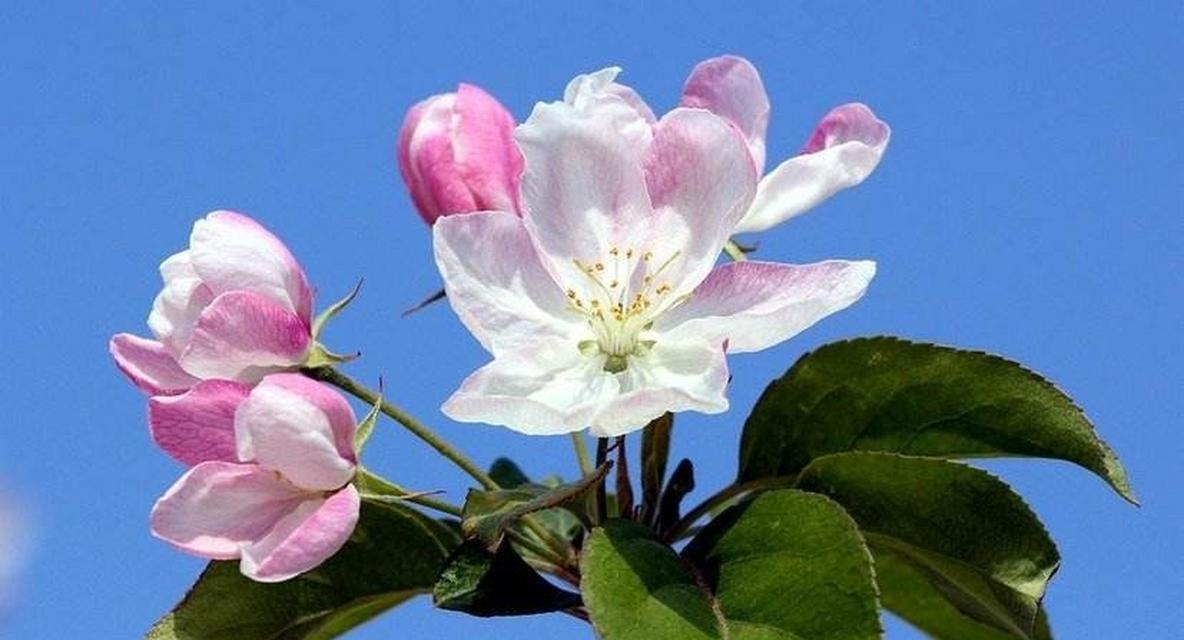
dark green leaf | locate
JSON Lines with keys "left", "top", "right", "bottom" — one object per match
{"left": 489, "top": 457, "right": 532, "bottom": 488}
{"left": 655, "top": 458, "right": 695, "bottom": 536}
{"left": 146, "top": 501, "right": 456, "bottom": 640}
{"left": 876, "top": 544, "right": 1053, "bottom": 639}
{"left": 684, "top": 489, "right": 881, "bottom": 640}
{"left": 583, "top": 491, "right": 881, "bottom": 640}
{"left": 641, "top": 413, "right": 674, "bottom": 525}
{"left": 433, "top": 539, "right": 580, "bottom": 617}
{"left": 739, "top": 337, "right": 1134, "bottom": 502}
{"left": 796, "top": 452, "right": 1060, "bottom": 639}
{"left": 581, "top": 520, "right": 721, "bottom": 640}
{"left": 463, "top": 462, "right": 610, "bottom": 549}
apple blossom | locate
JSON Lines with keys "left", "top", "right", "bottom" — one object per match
{"left": 433, "top": 72, "right": 875, "bottom": 437}
{"left": 109, "top": 211, "right": 314, "bottom": 396}
{"left": 150, "top": 373, "right": 360, "bottom": 583}
{"left": 681, "top": 55, "right": 891, "bottom": 233}
{"left": 397, "top": 84, "right": 523, "bottom": 225}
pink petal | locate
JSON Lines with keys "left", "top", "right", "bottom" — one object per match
{"left": 240, "top": 485, "right": 360, "bottom": 583}
{"left": 406, "top": 94, "right": 464, "bottom": 219}
{"left": 433, "top": 211, "right": 580, "bottom": 355}
{"left": 178, "top": 291, "right": 311, "bottom": 384}
{"left": 656, "top": 260, "right": 876, "bottom": 353}
{"left": 189, "top": 210, "right": 314, "bottom": 325}
{"left": 643, "top": 108, "right": 758, "bottom": 297}
{"left": 737, "top": 103, "right": 890, "bottom": 234}
{"left": 680, "top": 55, "right": 770, "bottom": 171}
{"left": 150, "top": 461, "right": 305, "bottom": 559}
{"left": 590, "top": 339, "right": 729, "bottom": 437}
{"left": 801, "top": 103, "right": 890, "bottom": 154}
{"left": 442, "top": 337, "right": 619, "bottom": 436}
{"left": 148, "top": 379, "right": 251, "bottom": 466}
{"left": 397, "top": 94, "right": 462, "bottom": 224}
{"left": 454, "top": 84, "right": 524, "bottom": 214}
{"left": 109, "top": 333, "right": 199, "bottom": 396}
{"left": 235, "top": 373, "right": 356, "bottom": 492}
{"left": 515, "top": 96, "right": 654, "bottom": 285}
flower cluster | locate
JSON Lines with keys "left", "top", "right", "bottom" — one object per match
{"left": 398, "top": 55, "right": 888, "bottom": 436}
{"left": 111, "top": 213, "right": 362, "bottom": 582}
{"left": 116, "top": 54, "right": 888, "bottom": 583}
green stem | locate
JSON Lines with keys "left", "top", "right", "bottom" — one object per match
{"left": 571, "top": 432, "right": 593, "bottom": 476}
{"left": 308, "top": 366, "right": 499, "bottom": 491}
{"left": 662, "top": 476, "right": 796, "bottom": 543}
{"left": 723, "top": 239, "right": 747, "bottom": 262}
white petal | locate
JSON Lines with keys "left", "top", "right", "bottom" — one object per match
{"left": 442, "top": 338, "right": 619, "bottom": 435}
{"left": 515, "top": 97, "right": 654, "bottom": 285}
{"left": 737, "top": 104, "right": 890, "bottom": 234}
{"left": 564, "top": 67, "right": 656, "bottom": 146}
{"left": 148, "top": 250, "right": 215, "bottom": 355}
{"left": 657, "top": 260, "right": 876, "bottom": 353}
{"left": 642, "top": 108, "right": 758, "bottom": 298}
{"left": 433, "top": 211, "right": 581, "bottom": 355}
{"left": 235, "top": 374, "right": 356, "bottom": 492}
{"left": 680, "top": 55, "right": 770, "bottom": 172}
{"left": 589, "top": 339, "right": 729, "bottom": 437}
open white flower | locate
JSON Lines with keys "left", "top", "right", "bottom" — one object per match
{"left": 433, "top": 71, "right": 876, "bottom": 437}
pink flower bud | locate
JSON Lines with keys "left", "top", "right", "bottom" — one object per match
{"left": 397, "top": 84, "right": 524, "bottom": 224}
{"left": 110, "top": 211, "right": 314, "bottom": 395}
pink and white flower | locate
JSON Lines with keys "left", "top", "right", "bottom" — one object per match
{"left": 150, "top": 373, "right": 360, "bottom": 582}
{"left": 681, "top": 55, "right": 891, "bottom": 233}
{"left": 397, "top": 84, "right": 524, "bottom": 225}
{"left": 433, "top": 70, "right": 876, "bottom": 437}
{"left": 110, "top": 211, "right": 314, "bottom": 396}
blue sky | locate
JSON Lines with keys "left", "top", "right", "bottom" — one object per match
{"left": 1, "top": 2, "right": 1180, "bottom": 638}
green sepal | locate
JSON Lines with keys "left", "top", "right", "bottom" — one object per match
{"left": 311, "top": 279, "right": 363, "bottom": 340}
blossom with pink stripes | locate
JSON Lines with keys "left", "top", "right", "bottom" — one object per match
{"left": 681, "top": 55, "right": 891, "bottom": 233}
{"left": 433, "top": 71, "right": 875, "bottom": 437}
{"left": 397, "top": 84, "right": 523, "bottom": 225}
{"left": 109, "top": 211, "right": 314, "bottom": 396}
{"left": 149, "top": 373, "right": 360, "bottom": 582}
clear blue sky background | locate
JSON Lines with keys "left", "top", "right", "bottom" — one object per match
{"left": 1, "top": 2, "right": 1180, "bottom": 638}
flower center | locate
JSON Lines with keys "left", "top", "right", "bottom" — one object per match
{"left": 565, "top": 246, "right": 684, "bottom": 373}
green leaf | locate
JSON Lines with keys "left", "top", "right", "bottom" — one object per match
{"left": 583, "top": 491, "right": 881, "bottom": 640}
{"left": 462, "top": 462, "right": 610, "bottom": 550}
{"left": 640, "top": 413, "right": 674, "bottom": 525}
{"left": 489, "top": 457, "right": 532, "bottom": 488}
{"left": 581, "top": 520, "right": 721, "bottom": 640}
{"left": 739, "top": 337, "right": 1135, "bottom": 503}
{"left": 684, "top": 489, "right": 882, "bottom": 640}
{"left": 796, "top": 453, "right": 1060, "bottom": 639}
{"left": 433, "top": 539, "right": 580, "bottom": 617}
{"left": 876, "top": 545, "right": 1053, "bottom": 640}
{"left": 146, "top": 501, "right": 457, "bottom": 640}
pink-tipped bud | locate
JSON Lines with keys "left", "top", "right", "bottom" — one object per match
{"left": 397, "top": 84, "right": 524, "bottom": 225}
